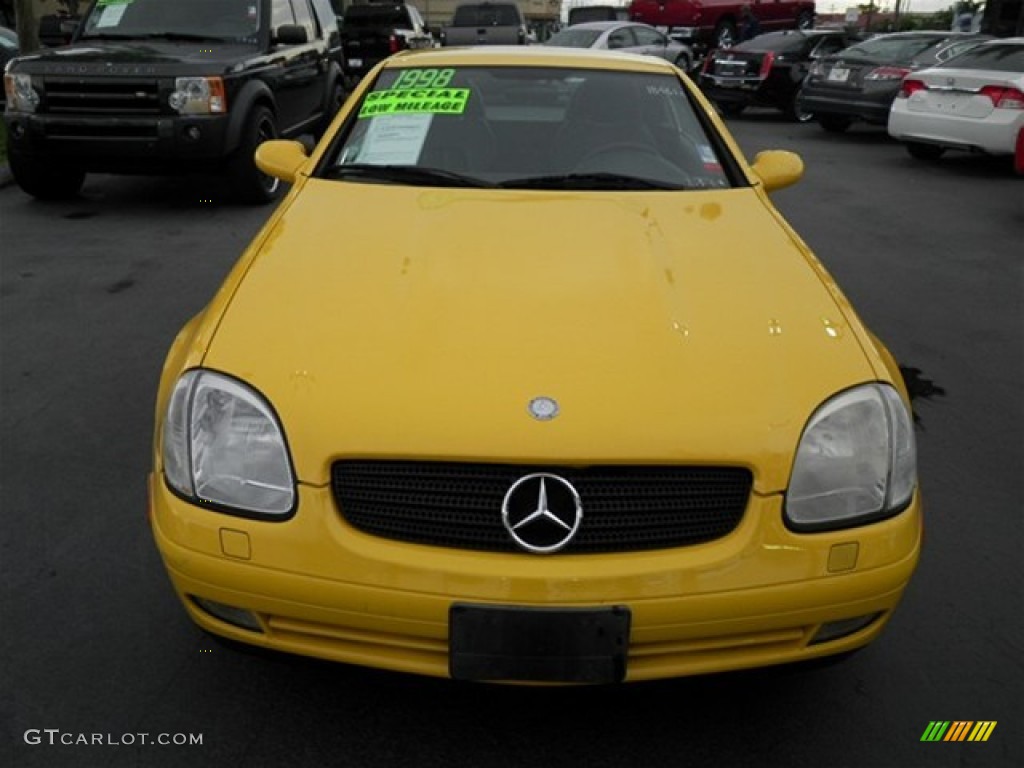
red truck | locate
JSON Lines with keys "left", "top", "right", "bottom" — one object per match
{"left": 629, "top": 0, "right": 816, "bottom": 51}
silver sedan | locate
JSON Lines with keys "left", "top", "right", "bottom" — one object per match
{"left": 545, "top": 21, "right": 693, "bottom": 70}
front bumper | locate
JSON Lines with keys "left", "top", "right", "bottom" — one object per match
{"left": 149, "top": 474, "right": 921, "bottom": 683}
{"left": 2, "top": 112, "right": 234, "bottom": 173}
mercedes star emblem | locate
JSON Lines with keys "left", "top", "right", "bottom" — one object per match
{"left": 501, "top": 473, "right": 582, "bottom": 554}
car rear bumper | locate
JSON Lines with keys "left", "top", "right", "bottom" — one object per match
{"left": 149, "top": 473, "right": 922, "bottom": 682}
{"left": 889, "top": 102, "right": 1024, "bottom": 155}
{"left": 798, "top": 88, "right": 895, "bottom": 125}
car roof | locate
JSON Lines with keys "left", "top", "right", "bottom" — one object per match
{"left": 386, "top": 45, "right": 678, "bottom": 73}
{"left": 868, "top": 31, "right": 988, "bottom": 39}
{"left": 567, "top": 21, "right": 645, "bottom": 31}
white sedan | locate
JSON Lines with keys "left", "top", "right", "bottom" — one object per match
{"left": 545, "top": 21, "right": 693, "bottom": 71}
{"left": 889, "top": 37, "right": 1024, "bottom": 168}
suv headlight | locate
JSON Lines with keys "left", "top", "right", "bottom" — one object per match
{"left": 162, "top": 370, "right": 295, "bottom": 517}
{"left": 4, "top": 73, "right": 40, "bottom": 113}
{"left": 168, "top": 76, "right": 226, "bottom": 114}
{"left": 786, "top": 383, "right": 916, "bottom": 531}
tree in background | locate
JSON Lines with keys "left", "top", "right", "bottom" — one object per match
{"left": 14, "top": 0, "right": 40, "bottom": 53}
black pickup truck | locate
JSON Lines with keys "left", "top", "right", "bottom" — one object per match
{"left": 2, "top": 0, "right": 345, "bottom": 203}
{"left": 337, "top": 2, "right": 434, "bottom": 87}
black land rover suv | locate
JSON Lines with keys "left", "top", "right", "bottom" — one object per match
{"left": 2, "top": 0, "right": 345, "bottom": 203}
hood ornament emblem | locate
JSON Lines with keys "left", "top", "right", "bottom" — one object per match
{"left": 528, "top": 396, "right": 559, "bottom": 421}
{"left": 502, "top": 474, "right": 583, "bottom": 554}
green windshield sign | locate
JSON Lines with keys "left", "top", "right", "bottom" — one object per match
{"left": 359, "top": 88, "right": 470, "bottom": 118}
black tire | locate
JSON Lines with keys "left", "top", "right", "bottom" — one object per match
{"left": 316, "top": 76, "right": 346, "bottom": 140}
{"left": 714, "top": 19, "right": 737, "bottom": 49}
{"left": 717, "top": 101, "right": 745, "bottom": 118}
{"left": 796, "top": 10, "right": 815, "bottom": 30}
{"left": 818, "top": 114, "right": 852, "bottom": 133}
{"left": 906, "top": 141, "right": 945, "bottom": 161}
{"left": 786, "top": 89, "right": 814, "bottom": 123}
{"left": 673, "top": 53, "right": 691, "bottom": 72}
{"left": 228, "top": 105, "right": 282, "bottom": 205}
{"left": 9, "top": 150, "right": 85, "bottom": 201}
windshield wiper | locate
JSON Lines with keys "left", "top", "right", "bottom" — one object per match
{"left": 79, "top": 32, "right": 139, "bottom": 40}
{"left": 500, "top": 173, "right": 687, "bottom": 190}
{"left": 138, "top": 32, "right": 230, "bottom": 42}
{"left": 324, "top": 164, "right": 496, "bottom": 188}
{"left": 80, "top": 31, "right": 229, "bottom": 42}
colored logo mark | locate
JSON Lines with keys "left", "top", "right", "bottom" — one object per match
{"left": 921, "top": 721, "right": 997, "bottom": 742}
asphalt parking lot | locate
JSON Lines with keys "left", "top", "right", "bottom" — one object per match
{"left": 0, "top": 112, "right": 1021, "bottom": 768}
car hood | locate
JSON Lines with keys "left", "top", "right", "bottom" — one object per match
{"left": 204, "top": 182, "right": 877, "bottom": 491}
{"left": 12, "top": 39, "right": 259, "bottom": 75}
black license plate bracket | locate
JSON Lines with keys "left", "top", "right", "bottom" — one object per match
{"left": 449, "top": 604, "right": 631, "bottom": 684}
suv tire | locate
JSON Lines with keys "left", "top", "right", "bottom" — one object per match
{"left": 715, "top": 20, "right": 737, "bottom": 49}
{"left": 10, "top": 151, "right": 85, "bottom": 201}
{"left": 317, "top": 78, "right": 346, "bottom": 139}
{"left": 229, "top": 105, "right": 282, "bottom": 205}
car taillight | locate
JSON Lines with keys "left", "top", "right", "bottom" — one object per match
{"left": 866, "top": 66, "right": 911, "bottom": 81}
{"left": 980, "top": 85, "right": 1024, "bottom": 110}
{"left": 898, "top": 79, "right": 927, "bottom": 98}
{"left": 759, "top": 51, "right": 775, "bottom": 78}
{"left": 389, "top": 34, "right": 402, "bottom": 54}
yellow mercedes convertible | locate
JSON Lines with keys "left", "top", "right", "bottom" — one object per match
{"left": 149, "top": 47, "right": 921, "bottom": 684}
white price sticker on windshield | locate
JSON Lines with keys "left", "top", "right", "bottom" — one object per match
{"left": 358, "top": 113, "right": 433, "bottom": 165}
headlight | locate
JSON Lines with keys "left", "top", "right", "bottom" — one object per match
{"left": 168, "top": 76, "right": 226, "bottom": 115}
{"left": 4, "top": 73, "right": 40, "bottom": 113}
{"left": 162, "top": 370, "right": 295, "bottom": 517}
{"left": 786, "top": 383, "right": 916, "bottom": 531}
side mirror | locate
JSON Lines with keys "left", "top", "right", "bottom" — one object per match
{"left": 750, "top": 150, "right": 803, "bottom": 192}
{"left": 275, "top": 24, "right": 309, "bottom": 46}
{"left": 255, "top": 140, "right": 309, "bottom": 183}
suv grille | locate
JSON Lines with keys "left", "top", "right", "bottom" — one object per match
{"left": 332, "top": 461, "right": 752, "bottom": 554}
{"left": 43, "top": 77, "right": 162, "bottom": 115}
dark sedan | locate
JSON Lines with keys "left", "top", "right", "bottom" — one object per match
{"left": 798, "top": 31, "right": 991, "bottom": 132}
{"left": 699, "top": 29, "right": 859, "bottom": 122}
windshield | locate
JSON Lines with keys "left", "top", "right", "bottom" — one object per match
{"left": 81, "top": 0, "right": 261, "bottom": 42}
{"left": 343, "top": 7, "right": 407, "bottom": 28}
{"left": 737, "top": 32, "right": 812, "bottom": 54}
{"left": 841, "top": 35, "right": 949, "bottom": 62}
{"left": 321, "top": 66, "right": 736, "bottom": 191}
{"left": 452, "top": 5, "right": 520, "bottom": 27}
{"left": 939, "top": 42, "right": 1024, "bottom": 71}
{"left": 545, "top": 28, "right": 602, "bottom": 48}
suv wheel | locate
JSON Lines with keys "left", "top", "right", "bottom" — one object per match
{"left": 228, "top": 105, "right": 282, "bottom": 205}
{"left": 715, "top": 20, "right": 737, "bottom": 49}
{"left": 9, "top": 151, "right": 85, "bottom": 201}
{"left": 317, "top": 80, "right": 346, "bottom": 139}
